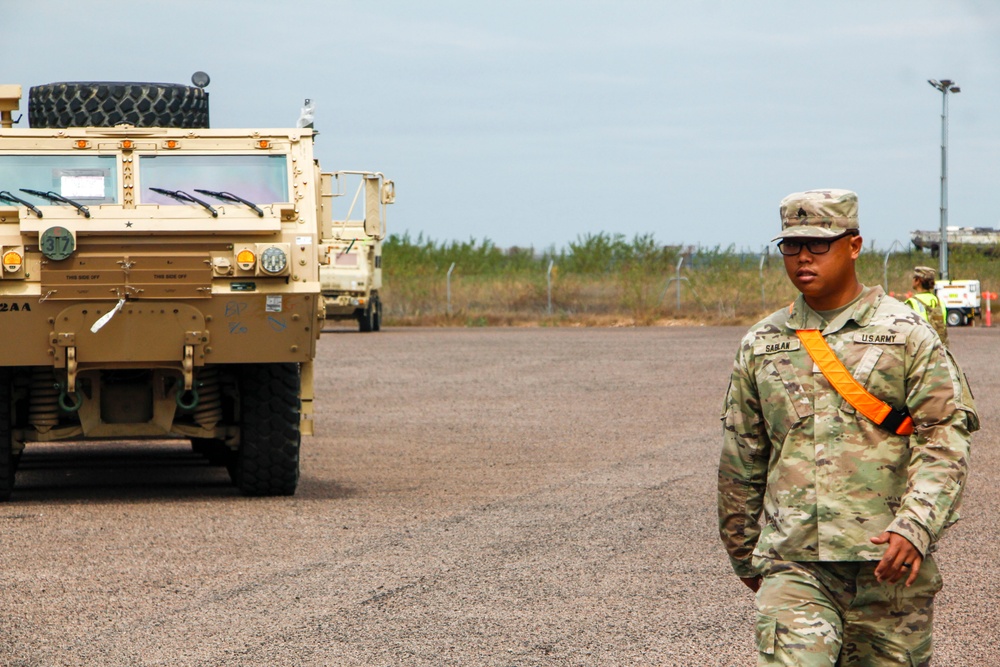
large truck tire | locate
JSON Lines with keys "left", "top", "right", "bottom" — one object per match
{"left": 358, "top": 301, "right": 375, "bottom": 332}
{"left": 29, "top": 82, "right": 210, "bottom": 129}
{"left": 0, "top": 369, "right": 14, "bottom": 501}
{"left": 372, "top": 295, "right": 382, "bottom": 331}
{"left": 230, "top": 363, "right": 300, "bottom": 496}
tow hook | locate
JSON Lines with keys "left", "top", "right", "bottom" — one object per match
{"left": 176, "top": 386, "right": 200, "bottom": 410}
{"left": 176, "top": 344, "right": 199, "bottom": 409}
{"left": 57, "top": 382, "right": 83, "bottom": 412}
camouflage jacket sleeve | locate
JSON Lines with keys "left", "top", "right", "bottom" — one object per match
{"left": 887, "top": 336, "right": 978, "bottom": 556}
{"left": 718, "top": 333, "right": 771, "bottom": 578}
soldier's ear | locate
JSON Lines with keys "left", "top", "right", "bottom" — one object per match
{"left": 848, "top": 234, "right": 864, "bottom": 260}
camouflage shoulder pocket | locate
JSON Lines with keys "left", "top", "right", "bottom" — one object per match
{"left": 944, "top": 348, "right": 980, "bottom": 432}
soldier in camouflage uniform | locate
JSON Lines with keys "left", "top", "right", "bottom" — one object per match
{"left": 905, "top": 266, "right": 949, "bottom": 346}
{"left": 718, "top": 189, "right": 977, "bottom": 666}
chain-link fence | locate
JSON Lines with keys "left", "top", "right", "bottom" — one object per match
{"left": 380, "top": 234, "right": 1000, "bottom": 325}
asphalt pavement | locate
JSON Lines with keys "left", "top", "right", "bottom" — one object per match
{"left": 1, "top": 326, "right": 996, "bottom": 666}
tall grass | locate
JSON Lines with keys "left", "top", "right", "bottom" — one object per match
{"left": 381, "top": 233, "right": 1000, "bottom": 326}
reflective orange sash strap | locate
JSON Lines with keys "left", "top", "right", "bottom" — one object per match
{"left": 796, "top": 329, "right": 914, "bottom": 436}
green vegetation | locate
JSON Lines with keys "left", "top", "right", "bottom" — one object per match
{"left": 381, "top": 232, "right": 999, "bottom": 326}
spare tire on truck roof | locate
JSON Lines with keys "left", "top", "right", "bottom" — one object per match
{"left": 28, "top": 81, "right": 209, "bottom": 129}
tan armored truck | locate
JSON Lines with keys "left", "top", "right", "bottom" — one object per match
{"left": 319, "top": 171, "right": 393, "bottom": 331}
{"left": 0, "top": 77, "right": 324, "bottom": 499}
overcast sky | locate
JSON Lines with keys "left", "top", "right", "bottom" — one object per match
{"left": 7, "top": 1, "right": 1000, "bottom": 252}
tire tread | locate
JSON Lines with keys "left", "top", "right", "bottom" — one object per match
{"left": 29, "top": 81, "right": 209, "bottom": 129}
{"left": 232, "top": 364, "right": 301, "bottom": 496}
{"left": 0, "top": 369, "right": 14, "bottom": 501}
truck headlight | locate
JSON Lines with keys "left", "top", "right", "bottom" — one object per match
{"left": 260, "top": 246, "right": 288, "bottom": 275}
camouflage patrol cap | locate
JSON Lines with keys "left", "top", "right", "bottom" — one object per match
{"left": 913, "top": 266, "right": 937, "bottom": 282}
{"left": 772, "top": 189, "right": 860, "bottom": 241}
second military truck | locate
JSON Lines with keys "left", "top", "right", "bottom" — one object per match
{"left": 319, "top": 171, "right": 393, "bottom": 332}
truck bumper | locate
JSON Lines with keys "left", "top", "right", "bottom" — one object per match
{"left": 0, "top": 293, "right": 320, "bottom": 368}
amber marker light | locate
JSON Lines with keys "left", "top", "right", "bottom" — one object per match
{"left": 257, "top": 139, "right": 270, "bottom": 149}
{"left": 164, "top": 139, "right": 179, "bottom": 149}
{"left": 236, "top": 249, "right": 256, "bottom": 270}
{"left": 3, "top": 250, "right": 23, "bottom": 272}
{"left": 120, "top": 139, "right": 134, "bottom": 149}
{"left": 74, "top": 139, "right": 90, "bottom": 149}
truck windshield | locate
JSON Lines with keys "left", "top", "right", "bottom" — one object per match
{"left": 139, "top": 154, "right": 289, "bottom": 207}
{"left": 0, "top": 155, "right": 118, "bottom": 204}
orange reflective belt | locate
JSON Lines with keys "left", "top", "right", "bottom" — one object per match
{"left": 796, "top": 329, "right": 914, "bottom": 436}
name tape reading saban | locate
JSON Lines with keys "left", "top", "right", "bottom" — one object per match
{"left": 754, "top": 339, "right": 802, "bottom": 355}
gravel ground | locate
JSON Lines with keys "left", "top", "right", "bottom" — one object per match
{"left": 1, "top": 325, "right": 996, "bottom": 666}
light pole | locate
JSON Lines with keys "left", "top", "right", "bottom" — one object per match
{"left": 928, "top": 78, "right": 960, "bottom": 281}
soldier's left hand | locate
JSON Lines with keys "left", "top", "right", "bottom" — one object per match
{"left": 871, "top": 531, "right": 922, "bottom": 586}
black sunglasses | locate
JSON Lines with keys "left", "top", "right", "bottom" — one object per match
{"left": 777, "top": 232, "right": 856, "bottom": 256}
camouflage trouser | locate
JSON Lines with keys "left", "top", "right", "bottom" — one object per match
{"left": 752, "top": 557, "right": 942, "bottom": 667}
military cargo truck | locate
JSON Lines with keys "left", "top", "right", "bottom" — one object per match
{"left": 0, "top": 77, "right": 324, "bottom": 499}
{"left": 319, "top": 171, "right": 393, "bottom": 332}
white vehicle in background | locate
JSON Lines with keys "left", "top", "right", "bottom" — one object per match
{"left": 319, "top": 171, "right": 394, "bottom": 332}
{"left": 935, "top": 279, "right": 981, "bottom": 326}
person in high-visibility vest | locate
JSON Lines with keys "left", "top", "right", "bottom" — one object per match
{"left": 905, "top": 265, "right": 949, "bottom": 345}
{"left": 718, "top": 189, "right": 978, "bottom": 666}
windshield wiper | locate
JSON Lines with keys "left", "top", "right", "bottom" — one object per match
{"left": 149, "top": 187, "right": 218, "bottom": 218}
{"left": 194, "top": 189, "right": 264, "bottom": 217}
{"left": 0, "top": 191, "right": 43, "bottom": 218}
{"left": 19, "top": 188, "right": 90, "bottom": 218}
